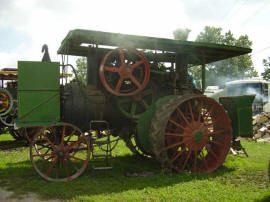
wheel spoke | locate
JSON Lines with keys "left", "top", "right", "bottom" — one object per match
{"left": 130, "top": 102, "right": 137, "bottom": 116}
{"left": 176, "top": 107, "right": 190, "bottom": 125}
{"left": 202, "top": 105, "right": 214, "bottom": 119}
{"left": 165, "top": 132, "right": 190, "bottom": 137}
{"left": 200, "top": 151, "right": 208, "bottom": 170}
{"left": 130, "top": 60, "right": 144, "bottom": 69}
{"left": 65, "top": 131, "right": 75, "bottom": 143}
{"left": 55, "top": 162, "right": 60, "bottom": 178}
{"left": 115, "top": 77, "right": 124, "bottom": 93}
{"left": 32, "top": 153, "right": 53, "bottom": 158}
{"left": 36, "top": 142, "right": 51, "bottom": 151}
{"left": 119, "top": 49, "right": 125, "bottom": 65}
{"left": 207, "top": 146, "right": 218, "bottom": 160}
{"left": 68, "top": 155, "right": 87, "bottom": 162}
{"left": 181, "top": 150, "right": 192, "bottom": 171}
{"left": 168, "top": 119, "right": 186, "bottom": 130}
{"left": 205, "top": 116, "right": 223, "bottom": 128}
{"left": 166, "top": 127, "right": 177, "bottom": 132}
{"left": 62, "top": 159, "right": 71, "bottom": 180}
{"left": 130, "top": 75, "right": 142, "bottom": 88}
{"left": 197, "top": 99, "right": 203, "bottom": 122}
{"left": 193, "top": 150, "right": 198, "bottom": 172}
{"left": 170, "top": 147, "right": 186, "bottom": 163}
{"left": 187, "top": 101, "right": 195, "bottom": 122}
{"left": 67, "top": 138, "right": 84, "bottom": 151}
{"left": 44, "top": 135, "right": 57, "bottom": 150}
{"left": 45, "top": 158, "right": 58, "bottom": 177}
{"left": 104, "top": 66, "right": 120, "bottom": 72}
{"left": 166, "top": 140, "right": 185, "bottom": 150}
{"left": 209, "top": 140, "right": 223, "bottom": 146}
{"left": 208, "top": 129, "right": 228, "bottom": 136}
{"left": 61, "top": 125, "right": 66, "bottom": 145}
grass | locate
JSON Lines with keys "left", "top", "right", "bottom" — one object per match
{"left": 0, "top": 133, "right": 269, "bottom": 202}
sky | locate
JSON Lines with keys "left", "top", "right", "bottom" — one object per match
{"left": 1, "top": 0, "right": 270, "bottom": 74}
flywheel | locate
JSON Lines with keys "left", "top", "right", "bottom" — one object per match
{"left": 100, "top": 47, "right": 150, "bottom": 96}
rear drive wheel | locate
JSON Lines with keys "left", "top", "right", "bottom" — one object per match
{"left": 150, "top": 95, "right": 232, "bottom": 173}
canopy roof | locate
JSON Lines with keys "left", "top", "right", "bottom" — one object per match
{"left": 57, "top": 29, "right": 252, "bottom": 65}
{"left": 0, "top": 68, "right": 72, "bottom": 80}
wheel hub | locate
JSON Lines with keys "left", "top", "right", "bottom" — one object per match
{"left": 195, "top": 131, "right": 203, "bottom": 142}
{"left": 122, "top": 66, "right": 132, "bottom": 78}
{"left": 57, "top": 150, "right": 65, "bottom": 158}
{"left": 184, "top": 123, "right": 209, "bottom": 151}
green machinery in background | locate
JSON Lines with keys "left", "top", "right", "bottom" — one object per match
{"left": 1, "top": 29, "right": 253, "bottom": 181}
{"left": 219, "top": 95, "right": 255, "bottom": 157}
{"left": 219, "top": 95, "right": 255, "bottom": 139}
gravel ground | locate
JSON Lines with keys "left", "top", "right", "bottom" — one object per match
{"left": 0, "top": 188, "right": 60, "bottom": 202}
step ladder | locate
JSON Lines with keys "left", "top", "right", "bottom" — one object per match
{"left": 90, "top": 120, "right": 113, "bottom": 171}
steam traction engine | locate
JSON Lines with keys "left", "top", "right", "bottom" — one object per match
{"left": 14, "top": 29, "right": 251, "bottom": 181}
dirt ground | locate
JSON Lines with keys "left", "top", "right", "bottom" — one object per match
{"left": 0, "top": 188, "right": 60, "bottom": 202}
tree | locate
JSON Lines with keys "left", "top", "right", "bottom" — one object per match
{"left": 75, "top": 57, "right": 87, "bottom": 85}
{"left": 190, "top": 26, "right": 258, "bottom": 87}
{"left": 173, "top": 28, "right": 191, "bottom": 40}
{"left": 261, "top": 58, "right": 270, "bottom": 80}
{"left": 196, "top": 26, "right": 223, "bottom": 44}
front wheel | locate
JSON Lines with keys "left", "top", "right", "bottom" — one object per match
{"left": 30, "top": 123, "right": 90, "bottom": 181}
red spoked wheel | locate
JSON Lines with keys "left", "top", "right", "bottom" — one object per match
{"left": 100, "top": 47, "right": 150, "bottom": 96}
{"left": 150, "top": 95, "right": 232, "bottom": 173}
{"left": 0, "top": 89, "right": 13, "bottom": 116}
{"left": 30, "top": 123, "right": 90, "bottom": 181}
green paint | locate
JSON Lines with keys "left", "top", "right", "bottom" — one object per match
{"left": 137, "top": 95, "right": 178, "bottom": 154}
{"left": 16, "top": 61, "right": 60, "bottom": 127}
{"left": 219, "top": 95, "right": 255, "bottom": 138}
{"left": 57, "top": 151, "right": 65, "bottom": 158}
{"left": 195, "top": 131, "right": 203, "bottom": 142}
